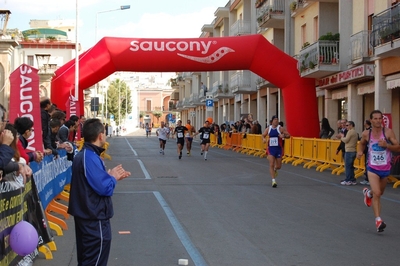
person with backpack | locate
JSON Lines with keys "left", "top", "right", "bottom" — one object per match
{"left": 357, "top": 110, "right": 400, "bottom": 233}
{"left": 262, "top": 115, "right": 290, "bottom": 188}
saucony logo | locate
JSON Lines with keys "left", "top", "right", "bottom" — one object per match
{"left": 177, "top": 47, "right": 235, "bottom": 64}
{"left": 129, "top": 40, "right": 235, "bottom": 63}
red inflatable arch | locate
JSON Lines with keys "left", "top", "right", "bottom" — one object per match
{"left": 51, "top": 34, "right": 319, "bottom": 137}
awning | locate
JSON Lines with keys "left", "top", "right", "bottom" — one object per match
{"left": 387, "top": 78, "right": 400, "bottom": 90}
{"left": 332, "top": 88, "right": 348, "bottom": 100}
{"left": 22, "top": 28, "right": 67, "bottom": 38}
{"left": 357, "top": 81, "right": 375, "bottom": 95}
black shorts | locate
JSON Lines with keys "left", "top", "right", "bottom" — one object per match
{"left": 177, "top": 139, "right": 185, "bottom": 146}
{"left": 201, "top": 140, "right": 210, "bottom": 145}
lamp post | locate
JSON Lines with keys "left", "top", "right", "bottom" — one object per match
{"left": 95, "top": 5, "right": 130, "bottom": 122}
{"left": 95, "top": 5, "right": 131, "bottom": 43}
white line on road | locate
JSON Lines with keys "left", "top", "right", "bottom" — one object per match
{"left": 136, "top": 159, "right": 151, "bottom": 179}
{"left": 125, "top": 137, "right": 137, "bottom": 156}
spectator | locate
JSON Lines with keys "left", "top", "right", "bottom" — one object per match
{"left": 68, "top": 118, "right": 130, "bottom": 265}
{"left": 338, "top": 121, "right": 358, "bottom": 185}
{"left": 14, "top": 117, "right": 44, "bottom": 164}
{"left": 40, "top": 97, "right": 53, "bottom": 156}
{"left": 319, "top": 118, "right": 335, "bottom": 139}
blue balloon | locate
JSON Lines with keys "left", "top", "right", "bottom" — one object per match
{"left": 10, "top": 221, "right": 39, "bottom": 256}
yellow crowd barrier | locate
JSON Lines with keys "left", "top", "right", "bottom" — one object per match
{"left": 209, "top": 133, "right": 381, "bottom": 182}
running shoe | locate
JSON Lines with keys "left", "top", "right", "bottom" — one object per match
{"left": 360, "top": 180, "right": 370, "bottom": 185}
{"left": 201, "top": 151, "right": 203, "bottom": 155}
{"left": 272, "top": 181, "right": 277, "bottom": 188}
{"left": 376, "top": 220, "right": 386, "bottom": 232}
{"left": 188, "top": 152, "right": 191, "bottom": 156}
{"left": 363, "top": 188, "right": 372, "bottom": 207}
{"left": 187, "top": 151, "right": 190, "bottom": 155}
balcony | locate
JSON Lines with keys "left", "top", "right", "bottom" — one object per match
{"left": 168, "top": 101, "right": 177, "bottom": 111}
{"left": 176, "top": 100, "right": 183, "bottom": 111}
{"left": 290, "top": 0, "right": 311, "bottom": 17}
{"left": 349, "top": 30, "right": 373, "bottom": 65}
{"left": 182, "top": 72, "right": 192, "bottom": 80}
{"left": 212, "top": 81, "right": 232, "bottom": 100}
{"left": 256, "top": 76, "right": 277, "bottom": 88}
{"left": 371, "top": 3, "right": 400, "bottom": 58}
{"left": 297, "top": 41, "right": 341, "bottom": 78}
{"left": 231, "top": 71, "right": 255, "bottom": 94}
{"left": 182, "top": 98, "right": 195, "bottom": 109}
{"left": 38, "top": 63, "right": 58, "bottom": 75}
{"left": 189, "top": 93, "right": 202, "bottom": 106}
{"left": 170, "top": 91, "right": 179, "bottom": 100}
{"left": 230, "top": 20, "right": 252, "bottom": 36}
{"left": 256, "top": 0, "right": 285, "bottom": 29}
{"left": 199, "top": 89, "right": 206, "bottom": 102}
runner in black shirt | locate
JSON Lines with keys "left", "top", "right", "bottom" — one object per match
{"left": 173, "top": 120, "right": 188, "bottom": 159}
{"left": 195, "top": 120, "right": 214, "bottom": 160}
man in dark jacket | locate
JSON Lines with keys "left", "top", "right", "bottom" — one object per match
{"left": 68, "top": 118, "right": 130, "bottom": 266}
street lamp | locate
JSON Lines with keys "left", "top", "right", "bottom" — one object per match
{"left": 95, "top": 5, "right": 131, "bottom": 43}
{"left": 96, "top": 5, "right": 130, "bottom": 121}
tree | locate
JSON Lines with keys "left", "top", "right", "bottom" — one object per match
{"left": 152, "top": 111, "right": 163, "bottom": 123}
{"left": 105, "top": 79, "right": 132, "bottom": 126}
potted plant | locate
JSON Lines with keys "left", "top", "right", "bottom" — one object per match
{"left": 290, "top": 1, "right": 297, "bottom": 12}
{"left": 46, "top": 36, "right": 57, "bottom": 42}
{"left": 302, "top": 42, "right": 310, "bottom": 49}
{"left": 224, "top": 84, "right": 229, "bottom": 93}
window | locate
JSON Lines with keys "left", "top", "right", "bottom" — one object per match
{"left": 27, "top": 55, "right": 34, "bottom": 66}
{"left": 146, "top": 100, "right": 151, "bottom": 111}
{"left": 313, "top": 16, "right": 319, "bottom": 42}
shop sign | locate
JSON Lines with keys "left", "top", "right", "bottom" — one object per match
{"left": 318, "top": 64, "right": 374, "bottom": 89}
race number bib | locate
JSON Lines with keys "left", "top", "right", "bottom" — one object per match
{"left": 370, "top": 150, "right": 387, "bottom": 166}
{"left": 203, "top": 133, "right": 210, "bottom": 139}
{"left": 185, "top": 132, "right": 190, "bottom": 137}
{"left": 178, "top": 132, "right": 183, "bottom": 138}
{"left": 269, "top": 137, "right": 278, "bottom": 146}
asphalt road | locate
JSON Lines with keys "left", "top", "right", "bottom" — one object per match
{"left": 33, "top": 129, "right": 400, "bottom": 266}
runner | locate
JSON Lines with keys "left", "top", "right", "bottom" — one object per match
{"left": 156, "top": 121, "right": 170, "bottom": 155}
{"left": 185, "top": 119, "right": 196, "bottom": 156}
{"left": 195, "top": 120, "right": 214, "bottom": 161}
{"left": 357, "top": 110, "right": 399, "bottom": 232}
{"left": 262, "top": 115, "right": 290, "bottom": 188}
{"left": 145, "top": 122, "right": 151, "bottom": 137}
{"left": 173, "top": 120, "right": 188, "bottom": 159}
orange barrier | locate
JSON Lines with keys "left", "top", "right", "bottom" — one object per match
{"left": 231, "top": 133, "right": 242, "bottom": 152}
{"left": 222, "top": 132, "right": 233, "bottom": 150}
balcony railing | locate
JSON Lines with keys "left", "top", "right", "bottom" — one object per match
{"left": 297, "top": 41, "right": 340, "bottom": 78}
{"left": 231, "top": 71, "right": 255, "bottom": 94}
{"left": 230, "top": 20, "right": 252, "bottom": 36}
{"left": 256, "top": 0, "right": 285, "bottom": 29}
{"left": 189, "top": 93, "right": 202, "bottom": 106}
{"left": 371, "top": 3, "right": 400, "bottom": 47}
{"left": 350, "top": 30, "right": 372, "bottom": 63}
{"left": 38, "top": 63, "right": 58, "bottom": 74}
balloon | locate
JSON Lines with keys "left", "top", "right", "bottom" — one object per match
{"left": 206, "top": 117, "right": 213, "bottom": 124}
{"left": 10, "top": 221, "right": 39, "bottom": 256}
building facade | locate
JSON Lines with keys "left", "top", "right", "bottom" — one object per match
{"left": 171, "top": 0, "right": 400, "bottom": 137}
